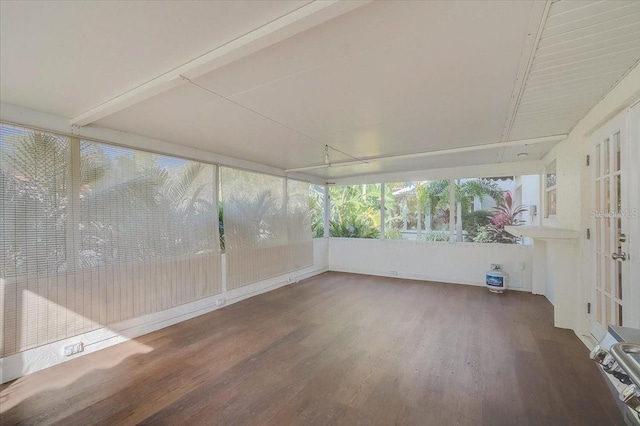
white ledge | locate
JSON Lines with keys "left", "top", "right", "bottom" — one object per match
{"left": 505, "top": 226, "right": 580, "bottom": 240}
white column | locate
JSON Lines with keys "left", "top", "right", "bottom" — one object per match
{"left": 402, "top": 199, "right": 408, "bottom": 231}
{"left": 456, "top": 201, "right": 463, "bottom": 242}
{"left": 449, "top": 179, "right": 456, "bottom": 243}
{"left": 323, "top": 184, "right": 330, "bottom": 238}
{"left": 380, "top": 183, "right": 386, "bottom": 239}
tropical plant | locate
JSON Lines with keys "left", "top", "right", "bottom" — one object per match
{"left": 223, "top": 189, "right": 282, "bottom": 248}
{"left": 1, "top": 129, "right": 220, "bottom": 274}
{"left": 329, "top": 185, "right": 384, "bottom": 238}
{"left": 462, "top": 209, "right": 493, "bottom": 241}
{"left": 2, "top": 131, "right": 76, "bottom": 275}
{"left": 405, "top": 179, "right": 501, "bottom": 236}
{"left": 420, "top": 231, "right": 450, "bottom": 242}
{"left": 329, "top": 216, "right": 380, "bottom": 238}
{"left": 487, "top": 191, "right": 527, "bottom": 244}
{"left": 472, "top": 226, "right": 493, "bottom": 243}
{"left": 423, "top": 179, "right": 504, "bottom": 213}
{"left": 309, "top": 185, "right": 325, "bottom": 238}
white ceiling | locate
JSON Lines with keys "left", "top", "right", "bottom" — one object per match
{"left": 1, "top": 1, "right": 639, "bottom": 180}
{"left": 508, "top": 0, "right": 640, "bottom": 140}
{"left": 0, "top": 1, "right": 309, "bottom": 117}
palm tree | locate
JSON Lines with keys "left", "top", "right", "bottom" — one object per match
{"left": 81, "top": 152, "right": 218, "bottom": 264}
{"left": 328, "top": 185, "right": 383, "bottom": 238}
{"left": 160, "top": 161, "right": 217, "bottom": 255}
{"left": 419, "top": 179, "right": 505, "bottom": 241}
{"left": 309, "top": 185, "right": 325, "bottom": 238}
{"left": 2, "top": 131, "right": 73, "bottom": 276}
{"left": 2, "top": 127, "right": 224, "bottom": 277}
{"left": 223, "top": 189, "right": 283, "bottom": 248}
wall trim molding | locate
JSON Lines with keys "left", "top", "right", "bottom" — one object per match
{"left": 328, "top": 265, "right": 529, "bottom": 292}
{"left": 0, "top": 263, "right": 327, "bottom": 383}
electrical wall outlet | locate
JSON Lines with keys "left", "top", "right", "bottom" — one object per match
{"left": 216, "top": 298, "right": 226, "bottom": 307}
{"left": 64, "top": 342, "right": 83, "bottom": 357}
{"left": 391, "top": 271, "right": 398, "bottom": 277}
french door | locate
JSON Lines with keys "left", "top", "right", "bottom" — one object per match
{"left": 590, "top": 110, "right": 630, "bottom": 341}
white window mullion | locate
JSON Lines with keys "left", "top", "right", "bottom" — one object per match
{"left": 67, "top": 137, "right": 81, "bottom": 272}
{"left": 449, "top": 179, "right": 456, "bottom": 243}
{"left": 324, "top": 184, "right": 330, "bottom": 238}
{"left": 380, "top": 183, "right": 385, "bottom": 239}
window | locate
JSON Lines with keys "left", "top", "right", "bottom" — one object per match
{"left": 329, "top": 184, "right": 381, "bottom": 238}
{"left": 287, "top": 178, "right": 313, "bottom": 271}
{"left": 456, "top": 177, "right": 515, "bottom": 243}
{"left": 309, "top": 184, "right": 325, "bottom": 238}
{"left": 0, "top": 123, "right": 223, "bottom": 357}
{"left": 1, "top": 125, "right": 70, "bottom": 278}
{"left": 545, "top": 160, "right": 557, "bottom": 217}
{"left": 78, "top": 141, "right": 218, "bottom": 266}
{"left": 455, "top": 176, "right": 539, "bottom": 244}
{"left": 220, "top": 168, "right": 312, "bottom": 289}
{"left": 384, "top": 181, "right": 450, "bottom": 241}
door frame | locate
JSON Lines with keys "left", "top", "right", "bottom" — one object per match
{"left": 626, "top": 101, "right": 640, "bottom": 329}
{"left": 589, "top": 109, "right": 630, "bottom": 341}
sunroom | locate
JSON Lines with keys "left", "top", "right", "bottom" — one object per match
{"left": 1, "top": 1, "right": 639, "bottom": 424}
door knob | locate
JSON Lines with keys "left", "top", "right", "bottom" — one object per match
{"left": 612, "top": 251, "right": 628, "bottom": 261}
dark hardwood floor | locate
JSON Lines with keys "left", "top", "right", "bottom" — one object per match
{"left": 0, "top": 272, "right": 624, "bottom": 425}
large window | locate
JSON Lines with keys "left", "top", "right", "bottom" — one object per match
{"left": 1, "top": 124, "right": 222, "bottom": 357}
{"left": 454, "top": 177, "right": 512, "bottom": 243}
{"left": 329, "top": 184, "right": 381, "bottom": 238}
{"left": 1, "top": 125, "right": 69, "bottom": 278}
{"left": 384, "top": 181, "right": 451, "bottom": 241}
{"left": 455, "top": 176, "right": 539, "bottom": 244}
{"left": 220, "top": 168, "right": 312, "bottom": 289}
{"left": 79, "top": 142, "right": 218, "bottom": 266}
{"left": 327, "top": 178, "right": 535, "bottom": 243}
{"left": 309, "top": 184, "right": 325, "bottom": 238}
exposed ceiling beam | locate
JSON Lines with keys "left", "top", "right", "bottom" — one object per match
{"left": 70, "top": 0, "right": 371, "bottom": 127}
{"left": 284, "top": 134, "right": 567, "bottom": 173}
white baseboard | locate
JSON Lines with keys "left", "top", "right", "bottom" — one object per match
{"left": 576, "top": 333, "right": 598, "bottom": 350}
{"left": 328, "top": 265, "right": 529, "bottom": 292}
{"left": 0, "top": 266, "right": 328, "bottom": 384}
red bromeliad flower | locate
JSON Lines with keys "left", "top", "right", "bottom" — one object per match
{"left": 491, "top": 213, "right": 507, "bottom": 226}
{"left": 504, "top": 190, "right": 512, "bottom": 208}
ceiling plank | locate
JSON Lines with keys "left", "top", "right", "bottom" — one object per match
{"left": 70, "top": 0, "right": 370, "bottom": 127}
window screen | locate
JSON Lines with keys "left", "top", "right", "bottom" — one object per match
{"left": 1, "top": 125, "right": 69, "bottom": 279}
{"left": 220, "top": 167, "right": 312, "bottom": 289}
{"left": 1, "top": 124, "right": 222, "bottom": 357}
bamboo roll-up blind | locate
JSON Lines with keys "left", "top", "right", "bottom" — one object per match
{"left": 1, "top": 124, "right": 222, "bottom": 357}
{"left": 220, "top": 167, "right": 312, "bottom": 290}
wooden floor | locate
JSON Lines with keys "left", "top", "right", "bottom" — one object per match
{"left": 1, "top": 272, "right": 624, "bottom": 425}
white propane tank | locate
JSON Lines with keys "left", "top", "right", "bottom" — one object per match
{"left": 486, "top": 264, "right": 508, "bottom": 293}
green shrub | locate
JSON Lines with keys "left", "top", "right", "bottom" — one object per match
{"left": 462, "top": 209, "right": 493, "bottom": 240}
{"left": 421, "top": 231, "right": 450, "bottom": 242}
{"left": 472, "top": 226, "right": 493, "bottom": 243}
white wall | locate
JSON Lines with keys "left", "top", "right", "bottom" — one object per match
{"left": 329, "top": 238, "right": 532, "bottom": 290}
{"left": 515, "top": 175, "right": 541, "bottom": 226}
{"left": 0, "top": 239, "right": 329, "bottom": 383}
{"left": 540, "top": 63, "right": 640, "bottom": 338}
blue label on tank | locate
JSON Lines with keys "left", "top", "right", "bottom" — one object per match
{"left": 486, "top": 275, "right": 504, "bottom": 288}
